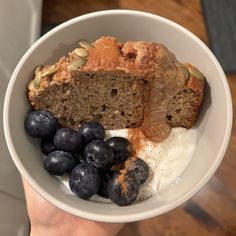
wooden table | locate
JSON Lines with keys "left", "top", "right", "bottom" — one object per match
{"left": 43, "top": 1, "right": 236, "bottom": 235}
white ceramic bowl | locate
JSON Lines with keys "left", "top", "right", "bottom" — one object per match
{"left": 3, "top": 10, "right": 232, "bottom": 222}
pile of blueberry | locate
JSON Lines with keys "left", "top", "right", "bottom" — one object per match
{"left": 24, "top": 110, "right": 149, "bottom": 206}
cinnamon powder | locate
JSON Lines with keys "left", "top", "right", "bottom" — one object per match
{"left": 117, "top": 169, "right": 129, "bottom": 195}
{"left": 128, "top": 127, "right": 145, "bottom": 154}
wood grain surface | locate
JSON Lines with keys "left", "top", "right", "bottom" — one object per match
{"left": 43, "top": 1, "right": 236, "bottom": 235}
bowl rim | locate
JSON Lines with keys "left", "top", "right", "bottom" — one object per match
{"left": 3, "top": 9, "right": 233, "bottom": 222}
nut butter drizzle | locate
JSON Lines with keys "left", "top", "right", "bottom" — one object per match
{"left": 140, "top": 48, "right": 186, "bottom": 142}
{"left": 141, "top": 69, "right": 185, "bottom": 142}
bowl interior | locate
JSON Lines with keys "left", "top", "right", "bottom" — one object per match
{"left": 4, "top": 10, "right": 232, "bottom": 222}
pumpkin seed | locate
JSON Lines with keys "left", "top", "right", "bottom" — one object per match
{"left": 182, "top": 67, "right": 190, "bottom": 81}
{"left": 79, "top": 41, "right": 94, "bottom": 50}
{"left": 35, "top": 65, "right": 42, "bottom": 75}
{"left": 34, "top": 71, "right": 42, "bottom": 88}
{"left": 74, "top": 47, "right": 88, "bottom": 57}
{"left": 28, "top": 80, "right": 35, "bottom": 90}
{"left": 41, "top": 65, "right": 57, "bottom": 77}
{"left": 67, "top": 57, "right": 87, "bottom": 71}
{"left": 188, "top": 67, "right": 204, "bottom": 80}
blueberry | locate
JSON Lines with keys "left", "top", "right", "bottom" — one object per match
{"left": 108, "top": 170, "right": 140, "bottom": 206}
{"left": 97, "top": 170, "right": 115, "bottom": 198}
{"left": 124, "top": 157, "right": 149, "bottom": 184}
{"left": 69, "top": 163, "right": 100, "bottom": 199}
{"left": 79, "top": 121, "right": 105, "bottom": 145}
{"left": 40, "top": 139, "right": 56, "bottom": 155}
{"left": 84, "top": 140, "right": 114, "bottom": 170}
{"left": 24, "top": 110, "right": 58, "bottom": 139}
{"left": 43, "top": 151, "right": 78, "bottom": 176}
{"left": 106, "top": 137, "right": 132, "bottom": 164}
{"left": 53, "top": 128, "right": 83, "bottom": 153}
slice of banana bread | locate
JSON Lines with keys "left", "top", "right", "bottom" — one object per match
{"left": 27, "top": 36, "right": 204, "bottom": 140}
{"left": 30, "top": 71, "right": 144, "bottom": 129}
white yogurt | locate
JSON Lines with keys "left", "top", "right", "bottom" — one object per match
{"left": 59, "top": 127, "right": 196, "bottom": 201}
